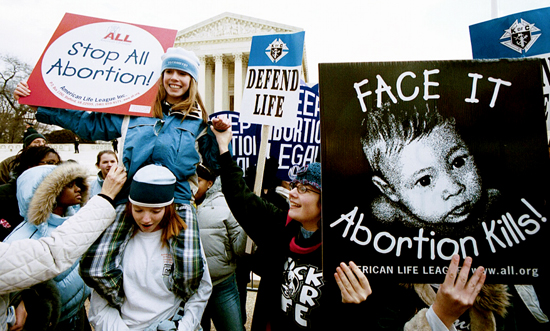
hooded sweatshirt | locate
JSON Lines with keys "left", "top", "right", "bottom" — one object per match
{"left": 5, "top": 163, "right": 91, "bottom": 321}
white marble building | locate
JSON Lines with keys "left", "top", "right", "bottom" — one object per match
{"left": 174, "top": 12, "right": 308, "bottom": 115}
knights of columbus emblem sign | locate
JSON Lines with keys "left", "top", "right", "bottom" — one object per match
{"left": 500, "top": 18, "right": 541, "bottom": 54}
{"left": 265, "top": 38, "right": 289, "bottom": 63}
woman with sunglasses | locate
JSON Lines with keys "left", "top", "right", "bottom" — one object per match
{"left": 210, "top": 116, "right": 371, "bottom": 331}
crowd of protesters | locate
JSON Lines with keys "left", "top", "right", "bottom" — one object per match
{"left": 1, "top": 46, "right": 547, "bottom": 331}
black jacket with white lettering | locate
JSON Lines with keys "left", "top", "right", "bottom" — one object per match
{"left": 218, "top": 152, "right": 327, "bottom": 331}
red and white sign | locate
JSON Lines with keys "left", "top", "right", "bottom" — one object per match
{"left": 19, "top": 13, "right": 177, "bottom": 116}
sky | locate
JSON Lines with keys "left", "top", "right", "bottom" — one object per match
{"left": 1, "top": 0, "right": 549, "bottom": 84}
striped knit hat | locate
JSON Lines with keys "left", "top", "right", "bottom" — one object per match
{"left": 161, "top": 47, "right": 200, "bottom": 83}
{"left": 129, "top": 164, "right": 176, "bottom": 208}
{"left": 292, "top": 162, "right": 321, "bottom": 191}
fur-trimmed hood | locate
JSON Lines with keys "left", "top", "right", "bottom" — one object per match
{"left": 16, "top": 163, "right": 90, "bottom": 226}
{"left": 402, "top": 283, "right": 511, "bottom": 331}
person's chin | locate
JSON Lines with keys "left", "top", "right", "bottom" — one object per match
{"left": 288, "top": 210, "right": 297, "bottom": 219}
{"left": 288, "top": 209, "right": 301, "bottom": 221}
{"left": 167, "top": 89, "right": 183, "bottom": 97}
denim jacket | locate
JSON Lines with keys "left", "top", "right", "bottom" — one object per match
{"left": 36, "top": 105, "right": 221, "bottom": 204}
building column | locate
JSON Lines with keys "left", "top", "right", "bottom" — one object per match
{"left": 198, "top": 55, "right": 206, "bottom": 99}
{"left": 233, "top": 53, "right": 243, "bottom": 112}
{"left": 223, "top": 62, "right": 229, "bottom": 110}
{"left": 205, "top": 60, "right": 213, "bottom": 113}
{"left": 214, "top": 54, "right": 224, "bottom": 112}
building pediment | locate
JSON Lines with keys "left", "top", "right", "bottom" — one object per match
{"left": 176, "top": 12, "right": 303, "bottom": 44}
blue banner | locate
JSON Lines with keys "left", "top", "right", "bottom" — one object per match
{"left": 248, "top": 31, "right": 305, "bottom": 66}
{"left": 470, "top": 7, "right": 550, "bottom": 59}
{"left": 212, "top": 81, "right": 320, "bottom": 182}
{"left": 268, "top": 83, "right": 320, "bottom": 180}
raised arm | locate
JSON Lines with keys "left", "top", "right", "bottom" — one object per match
{"left": 210, "top": 116, "right": 287, "bottom": 245}
{"left": 211, "top": 115, "right": 232, "bottom": 154}
{"left": 14, "top": 81, "right": 124, "bottom": 141}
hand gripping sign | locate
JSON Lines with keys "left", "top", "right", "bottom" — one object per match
{"left": 19, "top": 13, "right": 177, "bottom": 116}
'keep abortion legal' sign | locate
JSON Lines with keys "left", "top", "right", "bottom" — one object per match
{"left": 240, "top": 31, "right": 305, "bottom": 128}
{"left": 19, "top": 13, "right": 177, "bottom": 116}
{"left": 212, "top": 82, "right": 320, "bottom": 181}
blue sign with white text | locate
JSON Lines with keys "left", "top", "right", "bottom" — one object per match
{"left": 212, "top": 82, "right": 320, "bottom": 181}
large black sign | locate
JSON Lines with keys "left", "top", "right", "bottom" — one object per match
{"left": 320, "top": 59, "right": 548, "bottom": 284}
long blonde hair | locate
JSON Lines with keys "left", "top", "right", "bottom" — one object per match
{"left": 152, "top": 74, "right": 208, "bottom": 123}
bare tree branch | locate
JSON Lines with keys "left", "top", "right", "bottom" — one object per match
{"left": 0, "top": 54, "right": 34, "bottom": 143}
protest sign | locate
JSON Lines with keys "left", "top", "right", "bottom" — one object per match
{"left": 240, "top": 31, "right": 305, "bottom": 128}
{"left": 211, "top": 110, "right": 261, "bottom": 176}
{"left": 319, "top": 59, "right": 548, "bottom": 284}
{"left": 19, "top": 13, "right": 177, "bottom": 116}
{"left": 213, "top": 82, "right": 320, "bottom": 181}
{"left": 470, "top": 7, "right": 550, "bottom": 132}
{"left": 269, "top": 83, "right": 320, "bottom": 180}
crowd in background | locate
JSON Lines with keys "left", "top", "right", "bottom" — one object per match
{"left": 1, "top": 45, "right": 548, "bottom": 331}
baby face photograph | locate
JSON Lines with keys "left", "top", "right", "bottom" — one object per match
{"left": 363, "top": 105, "right": 484, "bottom": 233}
{"left": 319, "top": 58, "right": 549, "bottom": 283}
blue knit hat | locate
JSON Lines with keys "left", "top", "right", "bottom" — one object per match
{"left": 129, "top": 165, "right": 176, "bottom": 208}
{"left": 161, "top": 47, "right": 200, "bottom": 83}
{"left": 291, "top": 162, "right": 321, "bottom": 191}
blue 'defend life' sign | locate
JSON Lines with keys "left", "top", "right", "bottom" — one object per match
{"left": 470, "top": 7, "right": 550, "bottom": 131}
{"left": 212, "top": 81, "right": 320, "bottom": 181}
{"left": 240, "top": 31, "right": 305, "bottom": 128}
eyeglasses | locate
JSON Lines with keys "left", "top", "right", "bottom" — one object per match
{"left": 289, "top": 182, "right": 320, "bottom": 195}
